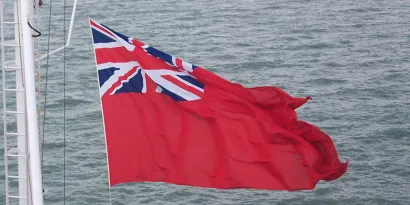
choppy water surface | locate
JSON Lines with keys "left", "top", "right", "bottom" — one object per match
{"left": 1, "top": 0, "right": 409, "bottom": 204}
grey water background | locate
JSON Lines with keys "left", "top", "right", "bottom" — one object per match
{"left": 1, "top": 0, "right": 410, "bottom": 204}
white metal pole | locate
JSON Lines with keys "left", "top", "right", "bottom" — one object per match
{"left": 15, "top": 1, "right": 29, "bottom": 204}
{"left": 19, "top": 0, "right": 44, "bottom": 204}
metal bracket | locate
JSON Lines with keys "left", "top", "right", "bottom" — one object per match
{"left": 35, "top": 0, "right": 79, "bottom": 61}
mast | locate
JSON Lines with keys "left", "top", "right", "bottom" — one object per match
{"left": 15, "top": 0, "right": 29, "bottom": 204}
{"left": 2, "top": 0, "right": 79, "bottom": 204}
{"left": 19, "top": 0, "right": 44, "bottom": 204}
{"left": 1, "top": 0, "right": 42, "bottom": 204}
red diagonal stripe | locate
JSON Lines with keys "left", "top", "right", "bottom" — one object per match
{"left": 175, "top": 58, "right": 183, "bottom": 69}
{"left": 95, "top": 47, "right": 136, "bottom": 64}
{"left": 90, "top": 20, "right": 115, "bottom": 38}
{"left": 104, "top": 67, "right": 139, "bottom": 97}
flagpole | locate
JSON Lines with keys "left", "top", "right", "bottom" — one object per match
{"left": 19, "top": 0, "right": 44, "bottom": 204}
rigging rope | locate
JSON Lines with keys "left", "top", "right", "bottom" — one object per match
{"left": 83, "top": 0, "right": 89, "bottom": 18}
{"left": 40, "top": 0, "right": 54, "bottom": 201}
{"left": 63, "top": 0, "right": 67, "bottom": 203}
{"left": 41, "top": 0, "right": 53, "bottom": 167}
{"left": 16, "top": 0, "right": 24, "bottom": 87}
{"left": 42, "top": 0, "right": 52, "bottom": 174}
{"left": 39, "top": 0, "right": 113, "bottom": 203}
{"left": 41, "top": 0, "right": 67, "bottom": 203}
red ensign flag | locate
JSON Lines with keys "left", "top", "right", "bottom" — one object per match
{"left": 90, "top": 19, "right": 348, "bottom": 191}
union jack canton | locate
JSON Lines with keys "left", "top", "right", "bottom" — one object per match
{"left": 90, "top": 19, "right": 204, "bottom": 101}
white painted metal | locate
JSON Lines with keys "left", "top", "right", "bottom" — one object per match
{"left": 19, "top": 0, "right": 44, "bottom": 204}
{"left": 2, "top": 0, "right": 80, "bottom": 204}
{"left": 1, "top": 0, "right": 30, "bottom": 204}
{"left": 1, "top": 0, "right": 44, "bottom": 204}
{"left": 15, "top": 1, "right": 29, "bottom": 205}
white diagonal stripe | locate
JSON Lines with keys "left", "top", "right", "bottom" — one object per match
{"left": 97, "top": 61, "right": 140, "bottom": 71}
